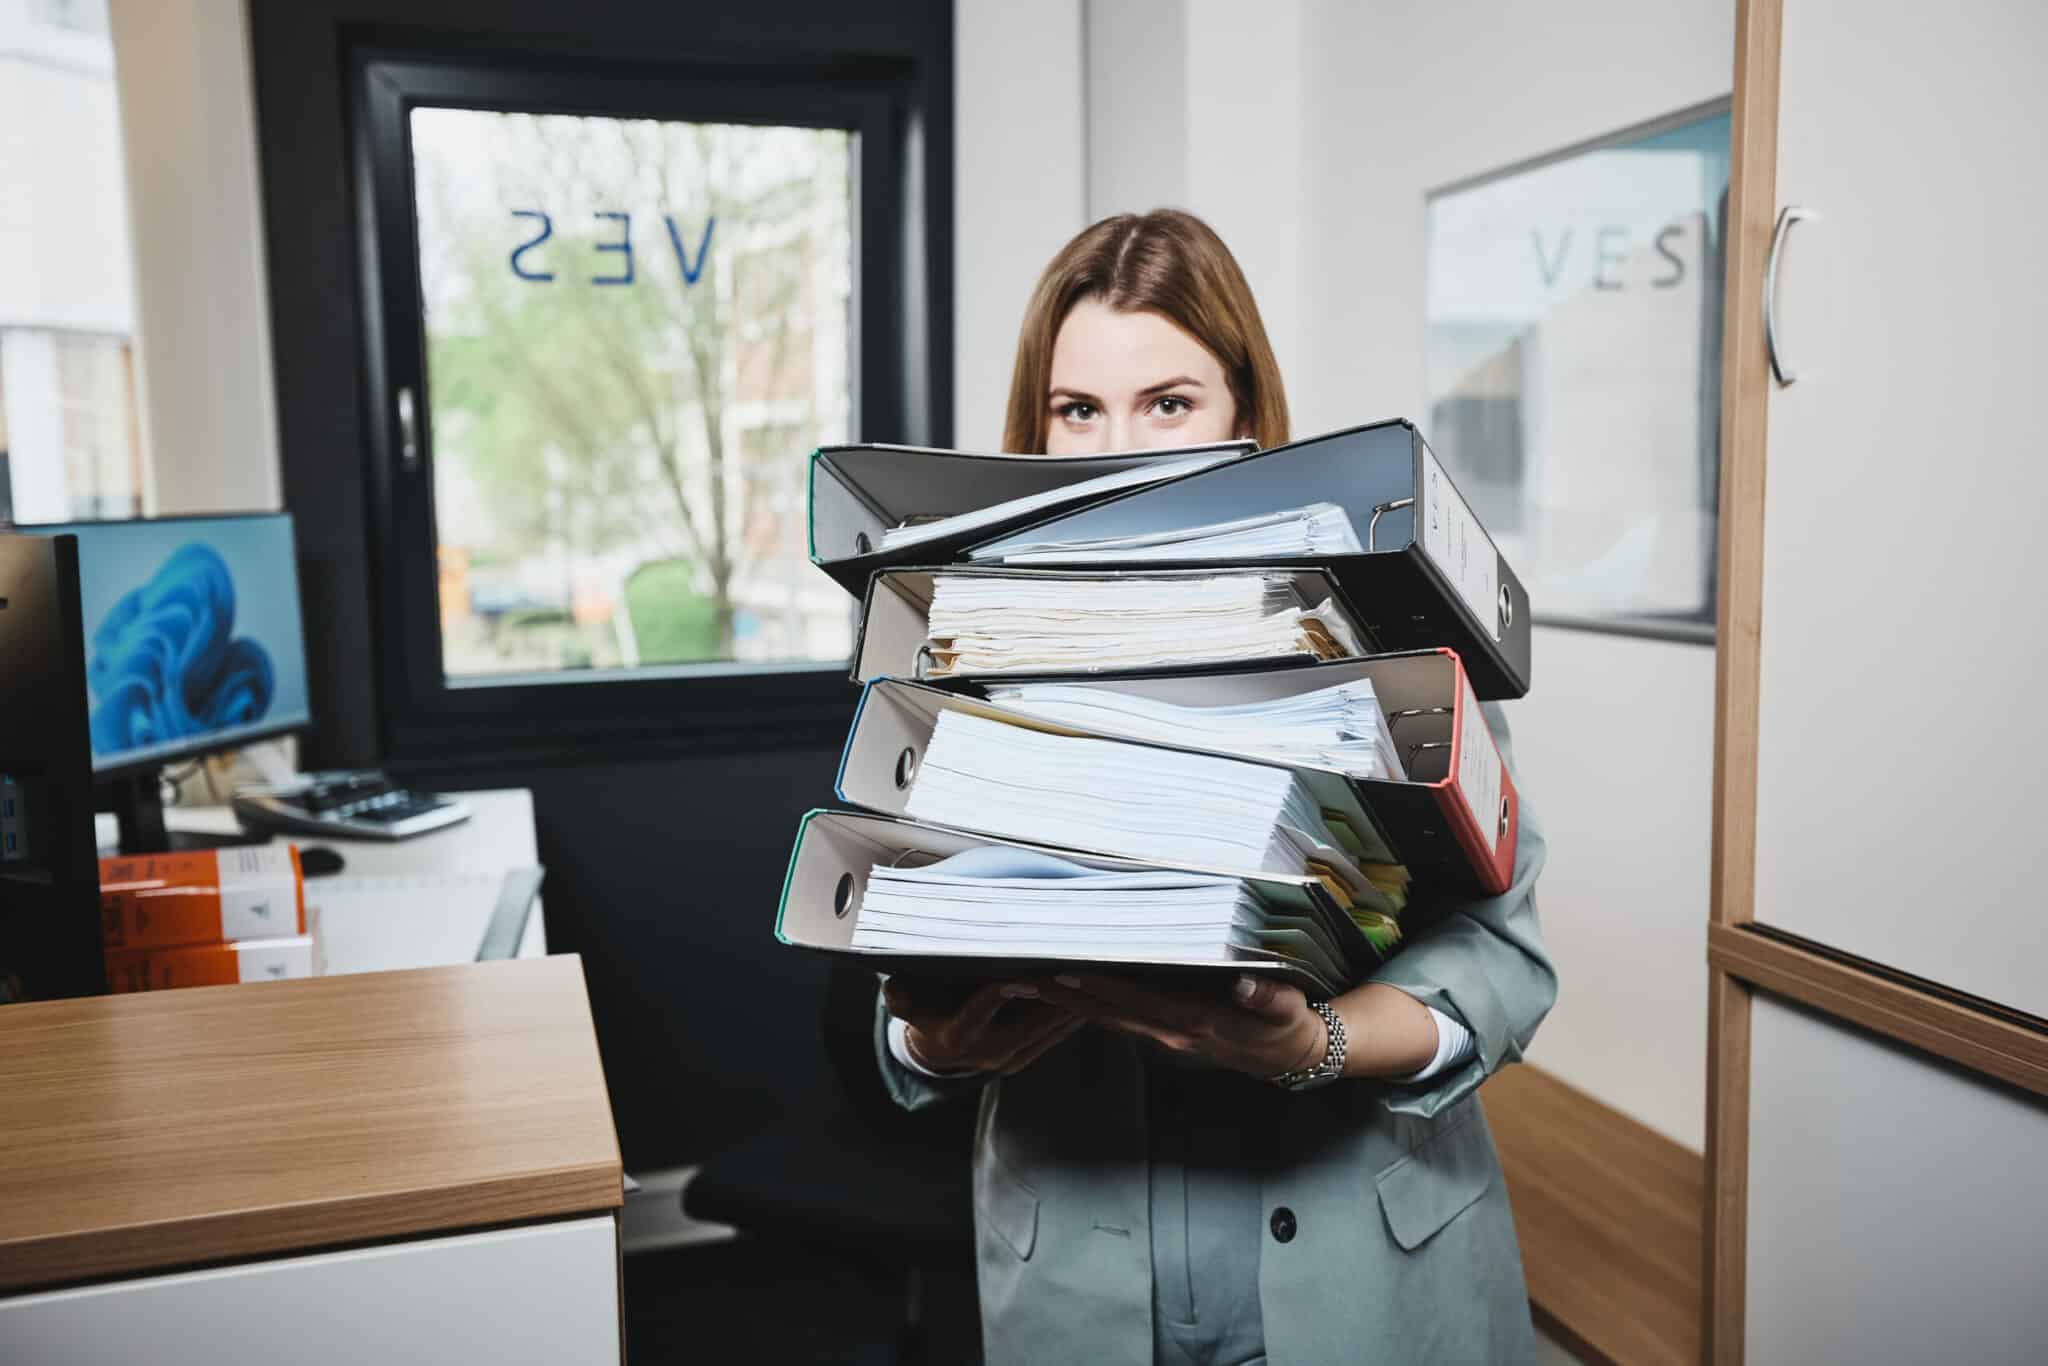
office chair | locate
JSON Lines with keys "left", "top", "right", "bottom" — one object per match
{"left": 683, "top": 959, "right": 981, "bottom": 1365}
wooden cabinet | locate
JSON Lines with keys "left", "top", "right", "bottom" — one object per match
{"left": 1750, "top": 0, "right": 2048, "bottom": 1018}
{"left": 0, "top": 957, "right": 623, "bottom": 1363}
{"left": 1709, "top": 2, "right": 2048, "bottom": 1360}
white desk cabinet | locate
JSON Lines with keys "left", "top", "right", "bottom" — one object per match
{"left": 0, "top": 1218, "right": 619, "bottom": 1365}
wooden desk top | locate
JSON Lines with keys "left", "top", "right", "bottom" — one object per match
{"left": 0, "top": 956, "right": 622, "bottom": 1293}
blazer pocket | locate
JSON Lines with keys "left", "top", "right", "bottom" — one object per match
{"left": 976, "top": 1150, "right": 1040, "bottom": 1261}
{"left": 1374, "top": 1103, "right": 1496, "bottom": 1252}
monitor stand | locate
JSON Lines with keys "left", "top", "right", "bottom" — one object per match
{"left": 100, "top": 771, "right": 269, "bottom": 856}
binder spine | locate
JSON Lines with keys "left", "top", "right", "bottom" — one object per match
{"left": 1435, "top": 662, "right": 1515, "bottom": 895}
{"left": 775, "top": 809, "right": 830, "bottom": 947}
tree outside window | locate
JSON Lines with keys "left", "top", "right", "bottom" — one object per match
{"left": 412, "top": 109, "right": 855, "bottom": 678}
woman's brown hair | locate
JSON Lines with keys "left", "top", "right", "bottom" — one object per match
{"left": 1001, "top": 209, "right": 1290, "bottom": 454}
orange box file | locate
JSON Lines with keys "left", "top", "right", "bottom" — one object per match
{"left": 99, "top": 846, "right": 305, "bottom": 951}
{"left": 104, "top": 936, "right": 317, "bottom": 993}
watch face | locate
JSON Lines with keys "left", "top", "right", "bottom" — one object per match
{"left": 1285, "top": 1068, "right": 1343, "bottom": 1092}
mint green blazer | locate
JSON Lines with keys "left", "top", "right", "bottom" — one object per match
{"left": 876, "top": 703, "right": 1555, "bottom": 1366}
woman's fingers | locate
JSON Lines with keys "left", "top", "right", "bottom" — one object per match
{"left": 995, "top": 1015, "right": 1086, "bottom": 1075}
{"left": 946, "top": 983, "right": 1019, "bottom": 1038}
{"left": 1035, "top": 974, "right": 1203, "bottom": 1034}
{"left": 894, "top": 982, "right": 1083, "bottom": 1072}
{"left": 1230, "top": 973, "right": 1305, "bottom": 1023}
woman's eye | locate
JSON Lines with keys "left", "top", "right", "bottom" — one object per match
{"left": 1059, "top": 402, "right": 1097, "bottom": 422}
{"left": 1153, "top": 396, "right": 1191, "bottom": 417}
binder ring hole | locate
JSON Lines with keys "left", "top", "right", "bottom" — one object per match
{"left": 1498, "top": 584, "right": 1514, "bottom": 633}
{"left": 1500, "top": 795, "right": 1511, "bottom": 837}
{"left": 833, "top": 873, "right": 856, "bottom": 919}
{"left": 894, "top": 746, "right": 919, "bottom": 790}
{"left": 854, "top": 532, "right": 872, "bottom": 555}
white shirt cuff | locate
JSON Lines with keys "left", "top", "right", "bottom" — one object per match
{"left": 888, "top": 1012, "right": 978, "bottom": 1080}
{"left": 1398, "top": 1005, "right": 1476, "bottom": 1083}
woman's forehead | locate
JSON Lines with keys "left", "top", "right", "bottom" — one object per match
{"left": 1049, "top": 300, "right": 1224, "bottom": 392}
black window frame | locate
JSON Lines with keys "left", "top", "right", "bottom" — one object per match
{"left": 349, "top": 43, "right": 944, "bottom": 763}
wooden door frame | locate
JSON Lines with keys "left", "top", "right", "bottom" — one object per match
{"left": 1708, "top": 2, "right": 2048, "bottom": 1360}
{"left": 1705, "top": 0, "right": 1784, "bottom": 1355}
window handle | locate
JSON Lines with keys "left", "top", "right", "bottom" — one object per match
{"left": 1764, "top": 205, "right": 1814, "bottom": 388}
{"left": 396, "top": 385, "right": 420, "bottom": 472}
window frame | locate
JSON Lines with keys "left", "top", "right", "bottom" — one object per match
{"left": 1421, "top": 95, "right": 1731, "bottom": 647}
{"left": 350, "top": 48, "right": 937, "bottom": 761}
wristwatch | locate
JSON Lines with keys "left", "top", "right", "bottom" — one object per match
{"left": 1268, "top": 999, "right": 1347, "bottom": 1091}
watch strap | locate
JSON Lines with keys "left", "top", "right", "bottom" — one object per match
{"left": 1269, "top": 999, "right": 1346, "bottom": 1090}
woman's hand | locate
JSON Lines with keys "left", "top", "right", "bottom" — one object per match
{"left": 883, "top": 980, "right": 1084, "bottom": 1076}
{"left": 1028, "top": 973, "right": 1326, "bottom": 1079}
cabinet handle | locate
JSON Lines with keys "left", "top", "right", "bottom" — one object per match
{"left": 396, "top": 385, "right": 420, "bottom": 472}
{"left": 1764, "top": 205, "right": 1814, "bottom": 387}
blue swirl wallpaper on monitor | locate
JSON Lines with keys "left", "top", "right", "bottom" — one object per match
{"left": 47, "top": 515, "right": 312, "bottom": 772}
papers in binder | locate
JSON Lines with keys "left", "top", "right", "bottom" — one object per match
{"left": 900, "top": 709, "right": 1401, "bottom": 940}
{"left": 976, "top": 502, "right": 1364, "bottom": 564}
{"left": 851, "top": 846, "right": 1352, "bottom": 992}
{"left": 981, "top": 676, "right": 1407, "bottom": 782}
{"left": 875, "top": 449, "right": 1242, "bottom": 553}
{"left": 922, "top": 571, "right": 1369, "bottom": 678}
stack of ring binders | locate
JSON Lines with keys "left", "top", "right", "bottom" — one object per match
{"left": 778, "top": 418, "right": 1528, "bottom": 995}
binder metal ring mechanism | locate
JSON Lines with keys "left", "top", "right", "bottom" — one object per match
{"left": 810, "top": 420, "right": 1530, "bottom": 699}
{"left": 831, "top": 649, "right": 1517, "bottom": 898}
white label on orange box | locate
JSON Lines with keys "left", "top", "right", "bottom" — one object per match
{"left": 216, "top": 845, "right": 301, "bottom": 940}
{"left": 1455, "top": 674, "right": 1502, "bottom": 859}
{"left": 1420, "top": 446, "right": 1501, "bottom": 641}
{"left": 232, "top": 936, "right": 316, "bottom": 983}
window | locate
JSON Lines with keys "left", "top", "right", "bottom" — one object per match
{"left": 411, "top": 110, "right": 855, "bottom": 678}
{"left": 1424, "top": 100, "right": 1731, "bottom": 640}
{"left": 0, "top": 1, "right": 145, "bottom": 525}
{"left": 352, "top": 48, "right": 943, "bottom": 756}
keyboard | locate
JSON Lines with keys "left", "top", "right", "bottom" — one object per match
{"left": 232, "top": 771, "right": 472, "bottom": 842}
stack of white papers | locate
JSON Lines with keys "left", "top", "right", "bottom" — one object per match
{"left": 923, "top": 572, "right": 1367, "bottom": 677}
{"left": 876, "top": 449, "right": 1245, "bottom": 552}
{"left": 851, "top": 846, "right": 1349, "bottom": 991}
{"left": 979, "top": 502, "right": 1363, "bottom": 564}
{"left": 902, "top": 709, "right": 1394, "bottom": 915}
{"left": 982, "top": 677, "right": 1407, "bottom": 782}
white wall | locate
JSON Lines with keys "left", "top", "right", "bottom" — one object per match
{"left": 1082, "top": 0, "right": 1306, "bottom": 392}
{"left": 952, "top": 0, "right": 1087, "bottom": 451}
{"left": 1082, "top": 0, "right": 1186, "bottom": 223}
{"left": 108, "top": 0, "right": 280, "bottom": 514}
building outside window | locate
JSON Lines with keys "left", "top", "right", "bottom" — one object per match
{"left": 0, "top": 0, "right": 145, "bottom": 524}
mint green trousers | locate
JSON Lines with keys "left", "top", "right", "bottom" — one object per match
{"left": 1146, "top": 1059, "right": 1270, "bottom": 1366}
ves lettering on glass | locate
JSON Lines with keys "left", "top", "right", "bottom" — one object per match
{"left": 507, "top": 210, "right": 716, "bottom": 285}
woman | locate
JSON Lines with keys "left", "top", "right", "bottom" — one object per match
{"left": 878, "top": 209, "right": 1555, "bottom": 1366}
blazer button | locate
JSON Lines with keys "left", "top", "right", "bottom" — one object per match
{"left": 1269, "top": 1207, "right": 1297, "bottom": 1243}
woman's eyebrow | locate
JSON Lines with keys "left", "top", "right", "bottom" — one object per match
{"left": 1047, "top": 386, "right": 1105, "bottom": 404}
{"left": 1136, "top": 376, "right": 1204, "bottom": 398}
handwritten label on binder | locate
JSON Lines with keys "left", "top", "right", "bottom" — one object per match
{"left": 1420, "top": 448, "right": 1501, "bottom": 641}
{"left": 1455, "top": 674, "right": 1502, "bottom": 859}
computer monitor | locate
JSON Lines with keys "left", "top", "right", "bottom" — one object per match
{"left": 21, "top": 513, "right": 312, "bottom": 853}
